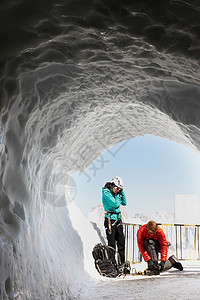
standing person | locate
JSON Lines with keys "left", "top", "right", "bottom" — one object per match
{"left": 137, "top": 220, "right": 183, "bottom": 273}
{"left": 102, "top": 176, "right": 127, "bottom": 268}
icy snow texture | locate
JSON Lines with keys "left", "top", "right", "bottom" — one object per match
{"left": 1, "top": 0, "right": 200, "bottom": 299}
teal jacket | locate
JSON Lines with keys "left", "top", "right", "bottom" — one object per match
{"left": 102, "top": 187, "right": 127, "bottom": 220}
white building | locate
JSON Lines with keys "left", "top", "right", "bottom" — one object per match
{"left": 174, "top": 194, "right": 200, "bottom": 225}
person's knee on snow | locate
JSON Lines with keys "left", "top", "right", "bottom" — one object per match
{"left": 168, "top": 255, "right": 183, "bottom": 271}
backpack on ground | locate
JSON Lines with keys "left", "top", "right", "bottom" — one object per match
{"left": 92, "top": 243, "right": 118, "bottom": 278}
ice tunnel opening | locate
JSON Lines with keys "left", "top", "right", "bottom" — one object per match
{"left": 72, "top": 134, "right": 200, "bottom": 221}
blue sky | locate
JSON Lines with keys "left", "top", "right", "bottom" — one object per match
{"left": 71, "top": 135, "right": 200, "bottom": 218}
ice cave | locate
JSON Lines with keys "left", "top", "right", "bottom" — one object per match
{"left": 0, "top": 0, "right": 200, "bottom": 299}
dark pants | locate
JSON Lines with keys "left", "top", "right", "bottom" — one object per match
{"left": 144, "top": 239, "right": 174, "bottom": 272}
{"left": 144, "top": 239, "right": 160, "bottom": 263}
{"left": 104, "top": 218, "right": 125, "bottom": 264}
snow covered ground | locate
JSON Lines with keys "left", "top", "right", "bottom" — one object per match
{"left": 82, "top": 260, "right": 200, "bottom": 300}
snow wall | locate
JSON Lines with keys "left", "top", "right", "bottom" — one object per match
{"left": 0, "top": 0, "right": 200, "bottom": 299}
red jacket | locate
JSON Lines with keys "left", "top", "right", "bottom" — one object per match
{"left": 137, "top": 224, "right": 168, "bottom": 262}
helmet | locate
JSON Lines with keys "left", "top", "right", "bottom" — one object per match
{"left": 111, "top": 176, "right": 124, "bottom": 189}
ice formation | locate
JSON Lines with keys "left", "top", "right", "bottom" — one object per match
{"left": 0, "top": 0, "right": 200, "bottom": 299}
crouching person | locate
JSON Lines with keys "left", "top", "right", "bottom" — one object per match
{"left": 137, "top": 220, "right": 183, "bottom": 273}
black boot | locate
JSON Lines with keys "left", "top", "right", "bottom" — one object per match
{"left": 118, "top": 262, "right": 125, "bottom": 274}
{"left": 118, "top": 261, "right": 131, "bottom": 274}
{"left": 124, "top": 261, "right": 131, "bottom": 274}
{"left": 169, "top": 255, "right": 183, "bottom": 271}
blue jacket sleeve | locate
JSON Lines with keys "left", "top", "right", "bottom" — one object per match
{"left": 102, "top": 189, "right": 121, "bottom": 211}
{"left": 120, "top": 190, "right": 127, "bottom": 206}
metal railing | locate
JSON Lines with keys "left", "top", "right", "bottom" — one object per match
{"left": 123, "top": 223, "right": 200, "bottom": 264}
{"left": 123, "top": 223, "right": 142, "bottom": 264}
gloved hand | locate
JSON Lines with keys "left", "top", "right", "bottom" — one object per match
{"left": 147, "top": 259, "right": 158, "bottom": 271}
{"left": 159, "top": 261, "right": 165, "bottom": 271}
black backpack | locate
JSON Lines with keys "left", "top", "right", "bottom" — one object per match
{"left": 92, "top": 243, "right": 118, "bottom": 278}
